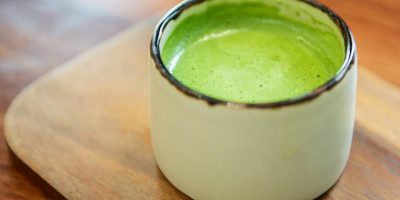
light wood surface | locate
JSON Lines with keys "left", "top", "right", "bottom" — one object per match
{"left": 1, "top": 0, "right": 400, "bottom": 199}
{"left": 0, "top": 1, "right": 179, "bottom": 199}
{"left": 4, "top": 20, "right": 400, "bottom": 200}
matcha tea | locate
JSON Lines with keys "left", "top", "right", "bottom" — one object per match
{"left": 161, "top": 0, "right": 345, "bottom": 103}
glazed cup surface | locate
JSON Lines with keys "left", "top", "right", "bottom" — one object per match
{"left": 149, "top": 0, "right": 357, "bottom": 199}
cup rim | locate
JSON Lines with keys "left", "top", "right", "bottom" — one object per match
{"left": 150, "top": 0, "right": 356, "bottom": 109}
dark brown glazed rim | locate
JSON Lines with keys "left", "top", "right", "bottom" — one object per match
{"left": 150, "top": 0, "right": 356, "bottom": 109}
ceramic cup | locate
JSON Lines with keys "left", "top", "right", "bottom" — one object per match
{"left": 149, "top": 0, "right": 357, "bottom": 199}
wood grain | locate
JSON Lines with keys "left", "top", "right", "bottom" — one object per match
{"left": 0, "top": 0, "right": 179, "bottom": 199}
{"left": 0, "top": 0, "right": 399, "bottom": 199}
{"left": 5, "top": 21, "right": 189, "bottom": 200}
{"left": 4, "top": 20, "right": 400, "bottom": 200}
{"left": 321, "top": 0, "right": 400, "bottom": 87}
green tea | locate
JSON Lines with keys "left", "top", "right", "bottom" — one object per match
{"left": 161, "top": 0, "right": 345, "bottom": 103}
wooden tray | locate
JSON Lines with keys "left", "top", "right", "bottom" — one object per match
{"left": 4, "top": 19, "right": 400, "bottom": 200}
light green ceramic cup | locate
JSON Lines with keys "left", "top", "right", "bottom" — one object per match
{"left": 149, "top": 0, "right": 357, "bottom": 199}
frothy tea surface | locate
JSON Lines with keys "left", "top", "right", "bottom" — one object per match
{"left": 161, "top": 0, "right": 345, "bottom": 103}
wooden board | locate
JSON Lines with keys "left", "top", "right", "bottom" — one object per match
{"left": 4, "top": 19, "right": 400, "bottom": 200}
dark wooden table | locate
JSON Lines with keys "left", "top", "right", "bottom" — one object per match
{"left": 0, "top": 0, "right": 399, "bottom": 199}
